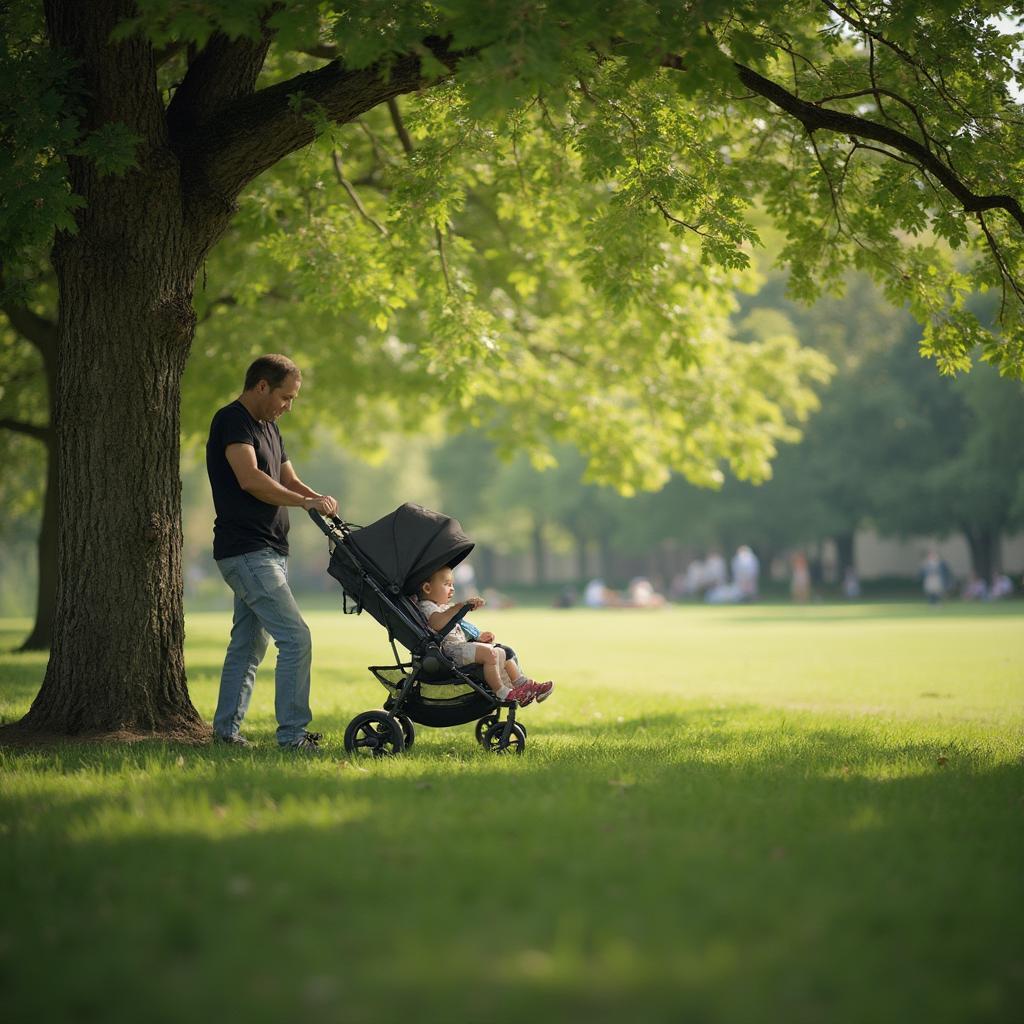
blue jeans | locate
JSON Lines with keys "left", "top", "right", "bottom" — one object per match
{"left": 214, "top": 548, "right": 312, "bottom": 747}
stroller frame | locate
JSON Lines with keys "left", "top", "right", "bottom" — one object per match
{"left": 310, "top": 510, "right": 526, "bottom": 755}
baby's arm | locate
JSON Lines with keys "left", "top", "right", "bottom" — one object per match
{"left": 425, "top": 597, "right": 484, "bottom": 632}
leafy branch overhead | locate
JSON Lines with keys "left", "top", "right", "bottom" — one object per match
{"left": 4, "top": 0, "right": 1024, "bottom": 493}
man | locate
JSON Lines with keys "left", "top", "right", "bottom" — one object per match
{"left": 206, "top": 354, "right": 338, "bottom": 751}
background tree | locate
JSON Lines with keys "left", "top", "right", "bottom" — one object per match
{"left": 3, "top": 0, "right": 1023, "bottom": 738}
{"left": 0, "top": 272, "right": 56, "bottom": 650}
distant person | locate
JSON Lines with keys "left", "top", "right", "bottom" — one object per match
{"left": 627, "top": 576, "right": 665, "bottom": 608}
{"left": 732, "top": 545, "right": 760, "bottom": 601}
{"left": 453, "top": 560, "right": 479, "bottom": 598}
{"left": 206, "top": 354, "right": 339, "bottom": 751}
{"left": 684, "top": 558, "right": 707, "bottom": 596}
{"left": 990, "top": 573, "right": 1013, "bottom": 600}
{"left": 704, "top": 551, "right": 727, "bottom": 590}
{"left": 790, "top": 552, "right": 811, "bottom": 603}
{"left": 584, "top": 578, "right": 620, "bottom": 607}
{"left": 961, "top": 573, "right": 987, "bottom": 601}
{"left": 584, "top": 578, "right": 607, "bottom": 607}
{"left": 553, "top": 586, "right": 577, "bottom": 608}
{"left": 705, "top": 581, "right": 742, "bottom": 604}
{"left": 920, "top": 549, "right": 948, "bottom": 605}
{"left": 842, "top": 566, "right": 861, "bottom": 600}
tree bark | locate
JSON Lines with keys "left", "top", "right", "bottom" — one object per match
{"left": 13, "top": 1, "right": 449, "bottom": 737}
{"left": 19, "top": 430, "right": 57, "bottom": 652}
{"left": 833, "top": 531, "right": 856, "bottom": 581}
{"left": 1, "top": 283, "right": 59, "bottom": 652}
{"left": 19, "top": 0, "right": 204, "bottom": 736}
{"left": 0, "top": 417, "right": 56, "bottom": 652}
{"left": 962, "top": 524, "right": 1000, "bottom": 582}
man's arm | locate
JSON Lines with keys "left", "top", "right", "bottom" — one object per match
{"left": 225, "top": 444, "right": 335, "bottom": 513}
{"left": 281, "top": 460, "right": 339, "bottom": 516}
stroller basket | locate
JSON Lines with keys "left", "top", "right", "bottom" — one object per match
{"left": 370, "top": 664, "right": 499, "bottom": 728}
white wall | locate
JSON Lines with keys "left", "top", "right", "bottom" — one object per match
{"left": 853, "top": 529, "right": 1024, "bottom": 580}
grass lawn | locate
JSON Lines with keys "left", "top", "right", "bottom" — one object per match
{"left": 1, "top": 602, "right": 1022, "bottom": 1024}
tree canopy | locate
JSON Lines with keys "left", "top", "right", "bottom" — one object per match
{"left": 2, "top": 0, "right": 1023, "bottom": 734}
{"left": 7, "top": 0, "right": 1024, "bottom": 492}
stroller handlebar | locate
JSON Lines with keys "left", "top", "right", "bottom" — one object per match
{"left": 307, "top": 508, "right": 349, "bottom": 539}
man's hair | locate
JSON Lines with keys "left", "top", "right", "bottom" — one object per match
{"left": 243, "top": 354, "right": 301, "bottom": 391}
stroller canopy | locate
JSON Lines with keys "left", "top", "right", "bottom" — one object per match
{"left": 348, "top": 503, "right": 474, "bottom": 595}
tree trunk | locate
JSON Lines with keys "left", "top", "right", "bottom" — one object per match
{"left": 19, "top": 0, "right": 204, "bottom": 736}
{"left": 22, "top": 244, "right": 203, "bottom": 734}
{"left": 532, "top": 516, "right": 546, "bottom": 586}
{"left": 833, "top": 531, "right": 856, "bottom": 580}
{"left": 962, "top": 525, "right": 1000, "bottom": 582}
{"left": 18, "top": 432, "right": 57, "bottom": 652}
{"left": 12, "top": 0, "right": 437, "bottom": 737}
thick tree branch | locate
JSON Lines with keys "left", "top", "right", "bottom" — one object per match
{"left": 0, "top": 263, "right": 58, "bottom": 361}
{"left": 298, "top": 45, "right": 339, "bottom": 61}
{"left": 731, "top": 63, "right": 1024, "bottom": 232}
{"left": 0, "top": 417, "right": 52, "bottom": 443}
{"left": 650, "top": 43, "right": 1023, "bottom": 231}
{"left": 1, "top": 303, "right": 58, "bottom": 359}
{"left": 166, "top": 12, "right": 280, "bottom": 143}
{"left": 179, "top": 36, "right": 470, "bottom": 247}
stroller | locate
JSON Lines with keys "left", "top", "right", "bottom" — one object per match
{"left": 309, "top": 503, "right": 529, "bottom": 756}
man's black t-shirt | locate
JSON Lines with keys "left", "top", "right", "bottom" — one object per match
{"left": 206, "top": 401, "right": 290, "bottom": 560}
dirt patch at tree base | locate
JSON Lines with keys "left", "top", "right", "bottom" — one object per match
{"left": 0, "top": 719, "right": 213, "bottom": 749}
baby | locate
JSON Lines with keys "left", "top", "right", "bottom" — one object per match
{"left": 418, "top": 566, "right": 554, "bottom": 705}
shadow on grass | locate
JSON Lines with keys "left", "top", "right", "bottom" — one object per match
{"left": 1, "top": 705, "right": 1021, "bottom": 1024}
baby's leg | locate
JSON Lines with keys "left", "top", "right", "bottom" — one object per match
{"left": 493, "top": 645, "right": 512, "bottom": 687}
{"left": 472, "top": 644, "right": 506, "bottom": 696}
{"left": 505, "top": 654, "right": 523, "bottom": 684}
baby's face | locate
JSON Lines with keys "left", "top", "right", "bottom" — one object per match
{"left": 423, "top": 568, "right": 455, "bottom": 603}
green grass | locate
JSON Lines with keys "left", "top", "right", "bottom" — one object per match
{"left": 1, "top": 603, "right": 1022, "bottom": 1024}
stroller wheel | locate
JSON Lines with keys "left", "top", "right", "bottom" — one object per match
{"left": 475, "top": 714, "right": 498, "bottom": 746}
{"left": 344, "top": 711, "right": 406, "bottom": 757}
{"left": 396, "top": 714, "right": 416, "bottom": 750}
{"left": 476, "top": 714, "right": 527, "bottom": 746}
{"left": 482, "top": 720, "right": 527, "bottom": 755}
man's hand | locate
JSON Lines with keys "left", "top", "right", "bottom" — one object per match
{"left": 305, "top": 495, "right": 337, "bottom": 515}
{"left": 478, "top": 630, "right": 495, "bottom": 643}
{"left": 466, "top": 596, "right": 485, "bottom": 611}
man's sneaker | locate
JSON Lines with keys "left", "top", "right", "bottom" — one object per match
{"left": 214, "top": 732, "right": 251, "bottom": 748}
{"left": 533, "top": 680, "right": 554, "bottom": 703}
{"left": 506, "top": 681, "right": 538, "bottom": 706}
{"left": 286, "top": 731, "right": 324, "bottom": 754}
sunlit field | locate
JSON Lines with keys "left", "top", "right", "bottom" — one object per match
{"left": 1, "top": 602, "right": 1021, "bottom": 1024}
